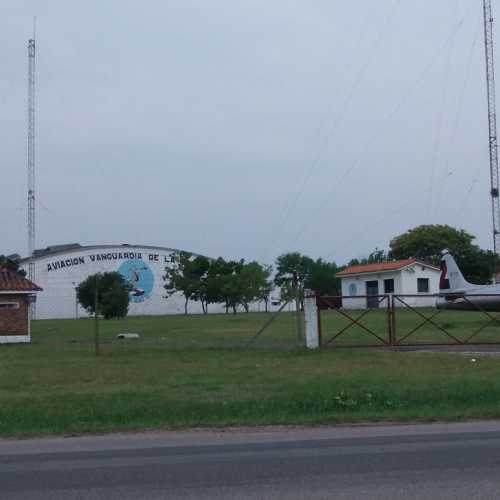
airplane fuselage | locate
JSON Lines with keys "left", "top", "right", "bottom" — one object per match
{"left": 437, "top": 285, "right": 500, "bottom": 311}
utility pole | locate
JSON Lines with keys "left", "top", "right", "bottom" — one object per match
{"left": 94, "top": 276, "right": 100, "bottom": 356}
{"left": 483, "top": 1, "right": 500, "bottom": 272}
{"left": 27, "top": 21, "right": 36, "bottom": 316}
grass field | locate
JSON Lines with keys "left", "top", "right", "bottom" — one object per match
{"left": 2, "top": 310, "right": 500, "bottom": 437}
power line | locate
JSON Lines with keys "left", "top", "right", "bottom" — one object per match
{"left": 259, "top": 0, "right": 401, "bottom": 260}
{"left": 435, "top": 10, "right": 482, "bottom": 215}
{"left": 425, "top": 0, "right": 460, "bottom": 220}
{"left": 278, "top": 4, "right": 475, "bottom": 255}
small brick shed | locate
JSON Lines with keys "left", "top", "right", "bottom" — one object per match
{"left": 0, "top": 267, "right": 42, "bottom": 344}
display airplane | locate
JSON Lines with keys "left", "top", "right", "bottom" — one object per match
{"left": 437, "top": 249, "right": 500, "bottom": 311}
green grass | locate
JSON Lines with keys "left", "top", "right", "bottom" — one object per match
{"left": 1, "top": 311, "right": 500, "bottom": 437}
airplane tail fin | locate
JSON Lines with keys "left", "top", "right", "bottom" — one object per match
{"left": 440, "top": 250, "right": 473, "bottom": 292}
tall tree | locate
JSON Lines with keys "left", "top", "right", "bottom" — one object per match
{"left": 164, "top": 252, "right": 210, "bottom": 315}
{"left": 255, "top": 264, "right": 274, "bottom": 312}
{"left": 307, "top": 259, "right": 341, "bottom": 295}
{"left": 274, "top": 253, "right": 314, "bottom": 309}
{"left": 76, "top": 272, "right": 131, "bottom": 319}
{"left": 238, "top": 262, "right": 272, "bottom": 313}
{"left": 219, "top": 259, "right": 245, "bottom": 315}
{"left": 390, "top": 224, "right": 498, "bottom": 284}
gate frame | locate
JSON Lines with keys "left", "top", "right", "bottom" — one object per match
{"left": 316, "top": 294, "right": 392, "bottom": 347}
{"left": 315, "top": 292, "right": 500, "bottom": 348}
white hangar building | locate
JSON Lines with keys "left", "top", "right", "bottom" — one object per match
{"left": 19, "top": 244, "right": 229, "bottom": 320}
{"left": 336, "top": 258, "right": 441, "bottom": 309}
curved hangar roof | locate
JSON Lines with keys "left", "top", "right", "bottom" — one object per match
{"left": 20, "top": 243, "right": 204, "bottom": 262}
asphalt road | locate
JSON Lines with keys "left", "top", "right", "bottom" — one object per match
{"left": 2, "top": 422, "right": 500, "bottom": 499}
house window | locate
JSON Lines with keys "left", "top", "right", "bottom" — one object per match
{"left": 0, "top": 302, "right": 19, "bottom": 310}
{"left": 417, "top": 278, "right": 429, "bottom": 293}
{"left": 384, "top": 279, "right": 394, "bottom": 294}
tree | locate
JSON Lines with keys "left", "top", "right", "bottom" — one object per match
{"left": 255, "top": 264, "right": 273, "bottom": 312}
{"left": 307, "top": 259, "right": 341, "bottom": 295}
{"left": 238, "top": 262, "right": 273, "bottom": 313}
{"left": 203, "top": 258, "right": 271, "bottom": 314}
{"left": 217, "top": 259, "right": 245, "bottom": 314}
{"left": 76, "top": 272, "right": 131, "bottom": 319}
{"left": 274, "top": 253, "right": 315, "bottom": 309}
{"left": 164, "top": 252, "right": 210, "bottom": 315}
{"left": 390, "top": 224, "right": 499, "bottom": 284}
{"left": 0, "top": 255, "right": 26, "bottom": 276}
{"left": 274, "top": 253, "right": 343, "bottom": 304}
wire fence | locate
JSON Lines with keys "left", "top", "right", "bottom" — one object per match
{"left": 30, "top": 305, "right": 301, "bottom": 352}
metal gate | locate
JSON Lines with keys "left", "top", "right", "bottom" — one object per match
{"left": 316, "top": 293, "right": 500, "bottom": 348}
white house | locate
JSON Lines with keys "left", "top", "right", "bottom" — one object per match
{"left": 336, "top": 258, "right": 441, "bottom": 309}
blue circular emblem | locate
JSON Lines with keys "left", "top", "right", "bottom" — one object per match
{"left": 118, "top": 259, "right": 154, "bottom": 303}
{"left": 349, "top": 283, "right": 357, "bottom": 296}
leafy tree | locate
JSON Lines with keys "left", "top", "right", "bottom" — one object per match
{"left": 307, "top": 259, "right": 341, "bottom": 295}
{"left": 0, "top": 255, "right": 26, "bottom": 276}
{"left": 76, "top": 272, "right": 131, "bottom": 319}
{"left": 238, "top": 262, "right": 273, "bottom": 313}
{"left": 390, "top": 224, "right": 499, "bottom": 284}
{"left": 255, "top": 264, "right": 273, "bottom": 312}
{"left": 274, "top": 253, "right": 315, "bottom": 309}
{"left": 201, "top": 257, "right": 228, "bottom": 312}
{"left": 218, "top": 259, "right": 245, "bottom": 314}
{"left": 203, "top": 258, "right": 272, "bottom": 314}
{"left": 164, "top": 252, "right": 210, "bottom": 315}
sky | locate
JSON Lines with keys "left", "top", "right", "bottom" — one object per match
{"left": 1, "top": 0, "right": 497, "bottom": 266}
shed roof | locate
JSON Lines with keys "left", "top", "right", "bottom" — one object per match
{"left": 336, "top": 258, "right": 439, "bottom": 277}
{"left": 0, "top": 268, "right": 42, "bottom": 292}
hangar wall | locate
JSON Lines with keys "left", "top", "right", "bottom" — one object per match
{"left": 20, "top": 244, "right": 230, "bottom": 320}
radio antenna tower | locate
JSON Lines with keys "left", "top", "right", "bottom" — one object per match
{"left": 27, "top": 20, "right": 36, "bottom": 315}
{"left": 483, "top": 1, "right": 500, "bottom": 258}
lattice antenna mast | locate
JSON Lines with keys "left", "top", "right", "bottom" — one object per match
{"left": 483, "top": 0, "right": 500, "bottom": 256}
{"left": 27, "top": 26, "right": 36, "bottom": 295}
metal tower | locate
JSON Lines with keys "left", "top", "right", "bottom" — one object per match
{"left": 27, "top": 35, "right": 36, "bottom": 314}
{"left": 483, "top": 0, "right": 500, "bottom": 257}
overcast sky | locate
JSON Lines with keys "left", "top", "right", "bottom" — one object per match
{"left": 1, "top": 0, "right": 496, "bottom": 265}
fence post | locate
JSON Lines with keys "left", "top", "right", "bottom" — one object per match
{"left": 293, "top": 272, "right": 304, "bottom": 346}
{"left": 316, "top": 291, "right": 323, "bottom": 347}
{"left": 390, "top": 294, "right": 396, "bottom": 345}
{"left": 94, "top": 275, "right": 100, "bottom": 357}
{"left": 387, "top": 294, "right": 393, "bottom": 346}
{"left": 304, "top": 289, "right": 319, "bottom": 349}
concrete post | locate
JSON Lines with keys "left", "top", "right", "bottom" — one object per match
{"left": 304, "top": 289, "right": 319, "bottom": 349}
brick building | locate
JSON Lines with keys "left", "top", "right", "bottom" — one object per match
{"left": 0, "top": 267, "right": 42, "bottom": 344}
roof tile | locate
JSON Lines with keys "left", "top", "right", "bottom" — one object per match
{"left": 0, "top": 268, "right": 42, "bottom": 292}
{"left": 336, "top": 258, "right": 438, "bottom": 277}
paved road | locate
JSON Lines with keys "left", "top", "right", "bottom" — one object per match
{"left": 2, "top": 422, "right": 500, "bottom": 499}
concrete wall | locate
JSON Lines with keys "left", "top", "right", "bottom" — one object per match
{"left": 398, "top": 264, "right": 440, "bottom": 307}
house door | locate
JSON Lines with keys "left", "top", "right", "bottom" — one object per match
{"left": 366, "top": 281, "right": 379, "bottom": 308}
